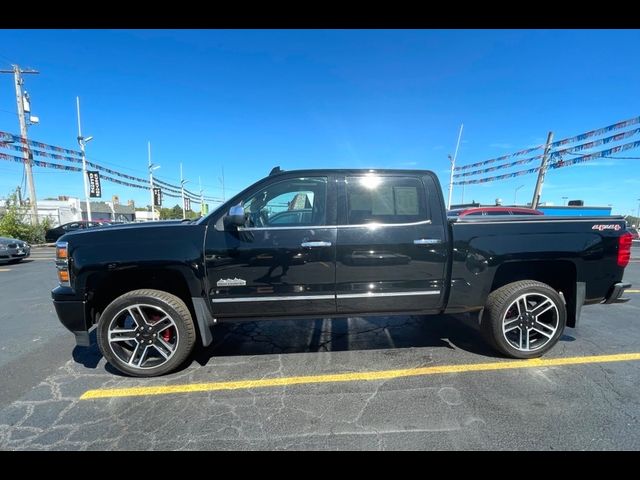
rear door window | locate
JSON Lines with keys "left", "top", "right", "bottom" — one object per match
{"left": 345, "top": 176, "right": 427, "bottom": 225}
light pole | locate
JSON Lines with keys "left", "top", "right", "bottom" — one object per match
{"left": 636, "top": 198, "right": 640, "bottom": 222}
{"left": 219, "top": 166, "right": 226, "bottom": 202}
{"left": 180, "top": 163, "right": 189, "bottom": 219}
{"left": 514, "top": 184, "right": 525, "bottom": 205}
{"left": 562, "top": 196, "right": 568, "bottom": 206}
{"left": 147, "top": 141, "right": 160, "bottom": 221}
{"left": 76, "top": 97, "right": 94, "bottom": 222}
{"left": 447, "top": 124, "right": 464, "bottom": 210}
{"left": 199, "top": 176, "right": 204, "bottom": 217}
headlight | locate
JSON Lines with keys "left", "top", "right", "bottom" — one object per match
{"left": 0, "top": 244, "right": 7, "bottom": 250}
{"left": 56, "top": 241, "right": 70, "bottom": 287}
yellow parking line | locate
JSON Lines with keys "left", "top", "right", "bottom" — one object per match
{"left": 0, "top": 268, "right": 11, "bottom": 272}
{"left": 80, "top": 352, "right": 640, "bottom": 400}
{"left": 626, "top": 289, "right": 640, "bottom": 293}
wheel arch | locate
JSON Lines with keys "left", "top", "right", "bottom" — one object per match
{"left": 86, "top": 268, "right": 196, "bottom": 329}
{"left": 491, "top": 260, "right": 579, "bottom": 328}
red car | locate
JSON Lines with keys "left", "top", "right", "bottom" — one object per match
{"left": 448, "top": 206, "right": 544, "bottom": 218}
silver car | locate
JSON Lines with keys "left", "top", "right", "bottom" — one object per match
{"left": 0, "top": 237, "right": 31, "bottom": 264}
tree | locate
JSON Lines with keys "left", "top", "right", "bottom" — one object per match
{"left": 0, "top": 193, "right": 51, "bottom": 243}
{"left": 158, "top": 204, "right": 200, "bottom": 220}
{"left": 159, "top": 204, "right": 182, "bottom": 220}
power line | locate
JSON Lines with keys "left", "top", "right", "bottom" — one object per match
{"left": 0, "top": 51, "right": 15, "bottom": 63}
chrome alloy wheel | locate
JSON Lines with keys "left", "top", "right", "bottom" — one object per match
{"left": 107, "top": 304, "right": 179, "bottom": 370}
{"left": 501, "top": 293, "right": 559, "bottom": 352}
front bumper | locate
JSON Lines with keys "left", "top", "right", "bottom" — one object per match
{"left": 52, "top": 298, "right": 91, "bottom": 346}
{"left": 603, "top": 282, "right": 632, "bottom": 304}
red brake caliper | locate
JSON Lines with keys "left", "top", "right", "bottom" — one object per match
{"left": 149, "top": 313, "right": 173, "bottom": 342}
{"left": 162, "top": 328, "right": 173, "bottom": 342}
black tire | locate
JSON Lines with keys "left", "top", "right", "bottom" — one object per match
{"left": 481, "top": 280, "right": 566, "bottom": 359}
{"left": 97, "top": 289, "right": 196, "bottom": 377}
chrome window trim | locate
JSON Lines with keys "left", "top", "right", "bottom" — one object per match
{"left": 237, "top": 219, "right": 432, "bottom": 231}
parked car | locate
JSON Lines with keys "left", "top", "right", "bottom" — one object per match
{"left": 0, "top": 236, "right": 31, "bottom": 264}
{"left": 52, "top": 168, "right": 632, "bottom": 377}
{"left": 45, "top": 221, "right": 104, "bottom": 243}
{"left": 448, "top": 206, "right": 544, "bottom": 217}
{"left": 628, "top": 227, "right": 639, "bottom": 240}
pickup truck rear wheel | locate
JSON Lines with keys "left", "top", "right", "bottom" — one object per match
{"left": 96, "top": 289, "right": 196, "bottom": 377}
{"left": 481, "top": 280, "right": 566, "bottom": 359}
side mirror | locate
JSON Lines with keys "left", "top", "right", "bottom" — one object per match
{"left": 223, "top": 204, "right": 245, "bottom": 229}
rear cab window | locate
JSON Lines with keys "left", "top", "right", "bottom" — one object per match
{"left": 343, "top": 175, "right": 428, "bottom": 225}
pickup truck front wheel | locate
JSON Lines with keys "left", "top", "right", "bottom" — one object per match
{"left": 97, "top": 289, "right": 196, "bottom": 377}
{"left": 482, "top": 280, "right": 566, "bottom": 359}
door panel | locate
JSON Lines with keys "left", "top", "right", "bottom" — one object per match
{"left": 335, "top": 175, "right": 447, "bottom": 314}
{"left": 204, "top": 175, "right": 337, "bottom": 318}
{"left": 205, "top": 227, "right": 336, "bottom": 317}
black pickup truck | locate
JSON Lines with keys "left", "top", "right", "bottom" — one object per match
{"left": 52, "top": 169, "right": 633, "bottom": 376}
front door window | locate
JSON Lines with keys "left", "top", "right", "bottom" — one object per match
{"left": 241, "top": 177, "right": 327, "bottom": 228}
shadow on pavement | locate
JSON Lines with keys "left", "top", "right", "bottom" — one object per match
{"left": 193, "top": 313, "right": 497, "bottom": 366}
{"left": 74, "top": 312, "right": 564, "bottom": 373}
{"left": 72, "top": 330, "right": 102, "bottom": 369}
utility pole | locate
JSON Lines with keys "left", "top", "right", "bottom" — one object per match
{"left": 531, "top": 131, "right": 554, "bottom": 210}
{"left": 76, "top": 97, "right": 92, "bottom": 222}
{"left": 447, "top": 124, "right": 464, "bottom": 210}
{"left": 180, "top": 162, "right": 187, "bottom": 219}
{"left": 1, "top": 65, "right": 39, "bottom": 225}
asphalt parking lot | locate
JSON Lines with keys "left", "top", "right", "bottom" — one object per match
{"left": 1, "top": 245, "right": 639, "bottom": 450}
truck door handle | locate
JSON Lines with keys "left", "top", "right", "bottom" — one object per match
{"left": 414, "top": 239, "right": 441, "bottom": 245}
{"left": 301, "top": 241, "right": 332, "bottom": 248}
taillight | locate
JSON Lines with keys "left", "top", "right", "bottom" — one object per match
{"left": 55, "top": 241, "right": 71, "bottom": 287}
{"left": 618, "top": 232, "right": 633, "bottom": 267}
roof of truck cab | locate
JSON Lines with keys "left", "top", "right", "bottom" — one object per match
{"left": 268, "top": 168, "right": 435, "bottom": 177}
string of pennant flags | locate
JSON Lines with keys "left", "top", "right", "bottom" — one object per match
{"left": 454, "top": 115, "right": 640, "bottom": 171}
{"left": 453, "top": 127, "right": 640, "bottom": 178}
{"left": 453, "top": 139, "right": 640, "bottom": 185}
{"left": 0, "top": 131, "right": 82, "bottom": 157}
{"left": 5, "top": 113, "right": 639, "bottom": 198}
{"left": 0, "top": 151, "right": 193, "bottom": 201}
{"left": 0, "top": 131, "right": 220, "bottom": 204}
{"left": 0, "top": 152, "right": 82, "bottom": 171}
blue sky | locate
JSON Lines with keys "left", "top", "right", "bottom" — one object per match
{"left": 0, "top": 29, "right": 639, "bottom": 215}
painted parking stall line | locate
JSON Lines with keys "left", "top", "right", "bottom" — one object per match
{"left": 81, "top": 352, "right": 640, "bottom": 400}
